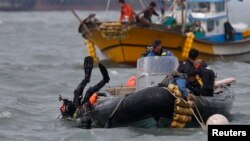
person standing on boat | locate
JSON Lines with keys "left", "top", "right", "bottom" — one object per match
{"left": 137, "top": 1, "right": 160, "bottom": 23}
{"left": 142, "top": 39, "right": 173, "bottom": 57}
{"left": 119, "top": 0, "right": 135, "bottom": 22}
{"left": 177, "top": 48, "right": 199, "bottom": 74}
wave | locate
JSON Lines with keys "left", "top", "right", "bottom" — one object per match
{"left": 0, "top": 111, "right": 12, "bottom": 119}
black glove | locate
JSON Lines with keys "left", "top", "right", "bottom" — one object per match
{"left": 84, "top": 56, "right": 94, "bottom": 82}
{"left": 99, "top": 63, "right": 110, "bottom": 83}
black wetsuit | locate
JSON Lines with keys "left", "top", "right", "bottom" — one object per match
{"left": 74, "top": 63, "right": 110, "bottom": 107}
{"left": 188, "top": 81, "right": 201, "bottom": 96}
{"left": 196, "top": 64, "right": 215, "bottom": 96}
{"left": 177, "top": 59, "right": 195, "bottom": 74}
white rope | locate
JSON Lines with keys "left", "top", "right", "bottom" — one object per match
{"left": 103, "top": 0, "right": 111, "bottom": 21}
{"left": 194, "top": 103, "right": 205, "bottom": 126}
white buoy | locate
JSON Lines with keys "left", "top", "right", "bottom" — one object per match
{"left": 206, "top": 114, "right": 229, "bottom": 128}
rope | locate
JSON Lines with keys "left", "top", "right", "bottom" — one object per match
{"left": 103, "top": 0, "right": 111, "bottom": 21}
{"left": 197, "top": 95, "right": 206, "bottom": 106}
{"left": 71, "top": 10, "right": 92, "bottom": 36}
{"left": 57, "top": 114, "right": 62, "bottom": 119}
{"left": 194, "top": 104, "right": 205, "bottom": 126}
{"left": 110, "top": 97, "right": 126, "bottom": 118}
{"left": 139, "top": 0, "right": 146, "bottom": 9}
{"left": 163, "top": 87, "right": 206, "bottom": 130}
{"left": 105, "top": 97, "right": 126, "bottom": 128}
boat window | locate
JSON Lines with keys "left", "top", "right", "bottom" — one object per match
{"left": 216, "top": 20, "right": 220, "bottom": 26}
{"left": 190, "top": 2, "right": 210, "bottom": 13}
{"left": 207, "top": 20, "right": 214, "bottom": 32}
{"left": 199, "top": 2, "right": 210, "bottom": 13}
{"left": 215, "top": 2, "right": 225, "bottom": 12}
{"left": 189, "top": 3, "right": 198, "bottom": 10}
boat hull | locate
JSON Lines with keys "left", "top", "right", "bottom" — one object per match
{"left": 83, "top": 22, "right": 250, "bottom": 66}
{"left": 87, "top": 25, "right": 185, "bottom": 66}
{"left": 91, "top": 86, "right": 234, "bottom": 128}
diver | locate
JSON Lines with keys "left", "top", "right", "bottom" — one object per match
{"left": 177, "top": 48, "right": 199, "bottom": 74}
{"left": 59, "top": 56, "right": 94, "bottom": 120}
{"left": 158, "top": 70, "right": 203, "bottom": 100}
{"left": 59, "top": 56, "right": 110, "bottom": 128}
{"left": 195, "top": 61, "right": 215, "bottom": 96}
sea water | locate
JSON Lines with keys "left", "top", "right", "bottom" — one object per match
{"left": 0, "top": 2, "right": 250, "bottom": 140}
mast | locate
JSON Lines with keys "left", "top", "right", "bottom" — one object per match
{"left": 181, "top": 0, "right": 187, "bottom": 33}
{"left": 226, "top": 0, "right": 229, "bottom": 21}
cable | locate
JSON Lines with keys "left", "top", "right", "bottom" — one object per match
{"left": 103, "top": 0, "right": 111, "bottom": 21}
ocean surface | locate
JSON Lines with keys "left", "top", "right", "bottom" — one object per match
{"left": 1, "top": 1, "right": 250, "bottom": 141}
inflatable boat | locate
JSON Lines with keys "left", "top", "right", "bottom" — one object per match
{"left": 60, "top": 56, "right": 236, "bottom": 128}
{"left": 90, "top": 85, "right": 235, "bottom": 128}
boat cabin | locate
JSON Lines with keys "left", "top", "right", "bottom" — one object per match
{"left": 187, "top": 0, "right": 242, "bottom": 42}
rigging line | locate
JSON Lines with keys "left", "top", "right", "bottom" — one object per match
{"left": 139, "top": 0, "right": 146, "bottom": 9}
{"left": 167, "top": 0, "right": 176, "bottom": 14}
{"left": 228, "top": 1, "right": 235, "bottom": 22}
{"left": 194, "top": 103, "right": 205, "bottom": 126}
{"left": 103, "top": 0, "right": 111, "bottom": 21}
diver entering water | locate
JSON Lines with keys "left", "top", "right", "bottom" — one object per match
{"left": 73, "top": 57, "right": 110, "bottom": 108}
{"left": 59, "top": 56, "right": 94, "bottom": 119}
{"left": 73, "top": 56, "right": 94, "bottom": 107}
{"left": 59, "top": 56, "right": 110, "bottom": 128}
{"left": 77, "top": 60, "right": 110, "bottom": 129}
{"left": 81, "top": 63, "right": 110, "bottom": 106}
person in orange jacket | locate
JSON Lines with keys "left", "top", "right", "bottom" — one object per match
{"left": 119, "top": 0, "right": 135, "bottom": 22}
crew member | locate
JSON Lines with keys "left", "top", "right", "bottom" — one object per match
{"left": 177, "top": 48, "right": 199, "bottom": 74}
{"left": 141, "top": 39, "right": 173, "bottom": 57}
{"left": 119, "top": 0, "right": 135, "bottom": 22}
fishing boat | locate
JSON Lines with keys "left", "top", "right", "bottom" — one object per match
{"left": 59, "top": 56, "right": 236, "bottom": 128}
{"left": 79, "top": 0, "right": 250, "bottom": 66}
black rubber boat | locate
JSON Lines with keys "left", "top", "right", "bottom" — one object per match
{"left": 90, "top": 85, "right": 235, "bottom": 128}
{"left": 60, "top": 56, "right": 235, "bottom": 128}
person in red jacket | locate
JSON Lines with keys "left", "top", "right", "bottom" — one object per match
{"left": 119, "top": 0, "right": 135, "bottom": 22}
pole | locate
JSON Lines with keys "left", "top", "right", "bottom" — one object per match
{"left": 71, "top": 10, "right": 92, "bottom": 36}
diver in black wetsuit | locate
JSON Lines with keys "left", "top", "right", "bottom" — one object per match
{"left": 73, "top": 57, "right": 110, "bottom": 107}
{"left": 59, "top": 56, "right": 110, "bottom": 128}
{"left": 177, "top": 48, "right": 199, "bottom": 74}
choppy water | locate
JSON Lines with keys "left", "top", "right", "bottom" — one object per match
{"left": 1, "top": 2, "right": 250, "bottom": 140}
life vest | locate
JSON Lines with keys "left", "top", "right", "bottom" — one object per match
{"left": 195, "top": 75, "right": 203, "bottom": 87}
{"left": 89, "top": 93, "right": 98, "bottom": 106}
{"left": 161, "top": 50, "right": 173, "bottom": 56}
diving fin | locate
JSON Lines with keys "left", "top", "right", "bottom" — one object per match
{"left": 84, "top": 56, "right": 94, "bottom": 82}
{"left": 98, "top": 63, "right": 110, "bottom": 83}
